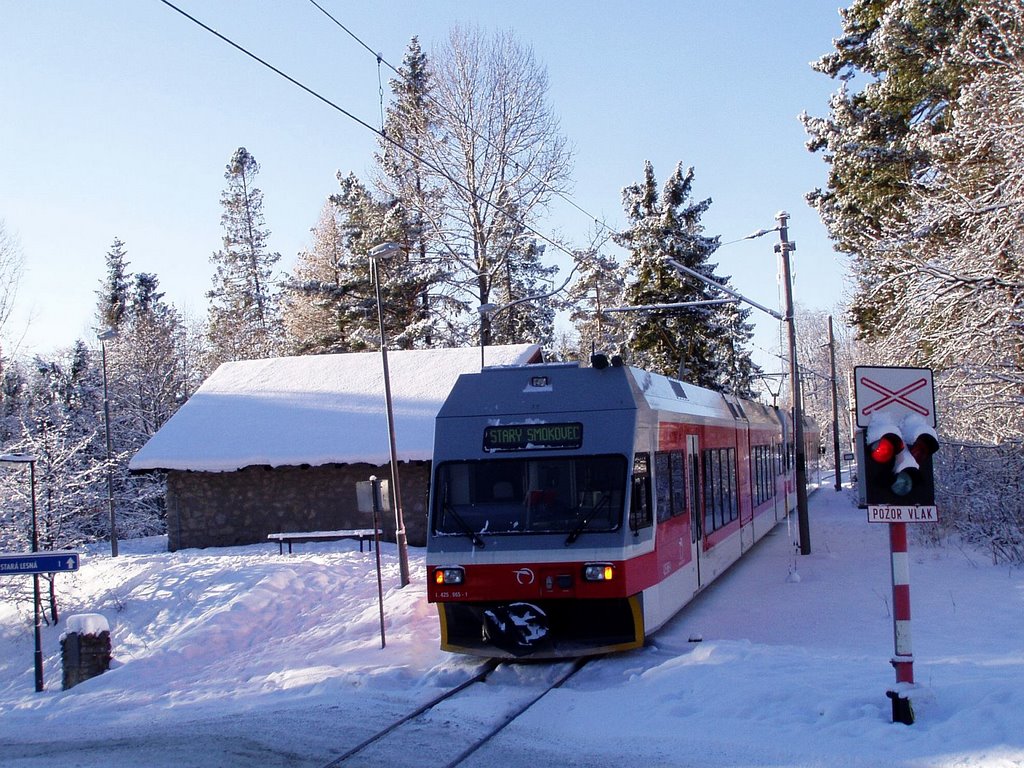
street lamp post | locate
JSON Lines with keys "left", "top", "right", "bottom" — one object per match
{"left": 477, "top": 286, "right": 567, "bottom": 369}
{"left": 97, "top": 328, "right": 118, "bottom": 557}
{"left": 368, "top": 242, "right": 411, "bottom": 588}
{"left": 0, "top": 453, "right": 43, "bottom": 691}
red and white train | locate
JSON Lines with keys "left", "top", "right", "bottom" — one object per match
{"left": 425, "top": 358, "right": 819, "bottom": 659}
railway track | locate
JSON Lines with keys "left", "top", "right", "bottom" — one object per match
{"left": 321, "top": 657, "right": 592, "bottom": 768}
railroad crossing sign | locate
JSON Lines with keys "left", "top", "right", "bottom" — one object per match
{"left": 0, "top": 551, "right": 80, "bottom": 575}
{"left": 854, "top": 366, "right": 936, "bottom": 428}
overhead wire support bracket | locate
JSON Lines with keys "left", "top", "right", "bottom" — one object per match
{"left": 665, "top": 258, "right": 784, "bottom": 321}
{"left": 604, "top": 299, "right": 738, "bottom": 313}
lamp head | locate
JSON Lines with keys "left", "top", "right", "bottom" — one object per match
{"left": 369, "top": 242, "right": 403, "bottom": 261}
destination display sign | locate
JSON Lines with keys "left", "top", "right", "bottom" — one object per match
{"left": 483, "top": 422, "right": 583, "bottom": 452}
{"left": 0, "top": 551, "right": 81, "bottom": 575}
{"left": 867, "top": 505, "right": 938, "bottom": 524}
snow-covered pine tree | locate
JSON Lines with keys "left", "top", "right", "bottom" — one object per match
{"left": 283, "top": 174, "right": 441, "bottom": 353}
{"left": 96, "top": 238, "right": 130, "bottom": 331}
{"left": 377, "top": 36, "right": 437, "bottom": 224}
{"left": 108, "top": 273, "right": 186, "bottom": 443}
{"left": 805, "top": 0, "right": 1023, "bottom": 439}
{"left": 565, "top": 242, "right": 626, "bottom": 361}
{"left": 804, "top": 0, "right": 1024, "bottom": 559}
{"left": 615, "top": 162, "right": 759, "bottom": 392}
{"left": 375, "top": 37, "right": 454, "bottom": 346}
{"left": 93, "top": 244, "right": 188, "bottom": 539}
{"left": 282, "top": 201, "right": 353, "bottom": 355}
{"left": 106, "top": 272, "right": 183, "bottom": 534}
{"left": 713, "top": 299, "right": 761, "bottom": 399}
{"left": 206, "top": 147, "right": 283, "bottom": 367}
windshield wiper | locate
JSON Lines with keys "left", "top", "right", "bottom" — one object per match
{"left": 444, "top": 503, "right": 486, "bottom": 548}
{"left": 565, "top": 492, "right": 610, "bottom": 546}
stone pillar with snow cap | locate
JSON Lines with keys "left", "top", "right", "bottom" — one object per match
{"left": 61, "top": 613, "right": 112, "bottom": 690}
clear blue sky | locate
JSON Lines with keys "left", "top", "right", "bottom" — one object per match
{"left": 1, "top": 1, "right": 847, "bottom": 375}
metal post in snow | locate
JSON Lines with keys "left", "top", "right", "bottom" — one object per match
{"left": 370, "top": 476, "right": 386, "bottom": 650}
{"left": 888, "top": 521, "right": 915, "bottom": 724}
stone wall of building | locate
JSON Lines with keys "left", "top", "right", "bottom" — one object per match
{"left": 165, "top": 462, "right": 431, "bottom": 551}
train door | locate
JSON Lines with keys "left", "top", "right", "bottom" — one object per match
{"left": 686, "top": 434, "right": 703, "bottom": 589}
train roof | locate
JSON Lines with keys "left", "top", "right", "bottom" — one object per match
{"left": 438, "top": 361, "right": 780, "bottom": 428}
{"left": 437, "top": 362, "right": 638, "bottom": 418}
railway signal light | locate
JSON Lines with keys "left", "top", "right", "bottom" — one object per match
{"left": 865, "top": 414, "right": 905, "bottom": 505}
{"left": 864, "top": 413, "right": 938, "bottom": 506}
{"left": 900, "top": 413, "right": 939, "bottom": 506}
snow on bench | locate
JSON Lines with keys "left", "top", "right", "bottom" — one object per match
{"left": 267, "top": 529, "right": 381, "bottom": 555}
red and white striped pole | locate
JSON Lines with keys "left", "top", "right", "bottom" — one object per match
{"left": 888, "top": 522, "right": 915, "bottom": 723}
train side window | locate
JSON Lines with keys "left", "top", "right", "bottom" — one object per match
{"left": 701, "top": 448, "right": 738, "bottom": 531}
{"left": 752, "top": 446, "right": 762, "bottom": 506}
{"left": 714, "top": 450, "right": 727, "bottom": 529}
{"left": 630, "top": 453, "right": 653, "bottom": 531}
{"left": 725, "top": 448, "right": 737, "bottom": 523}
{"left": 702, "top": 449, "right": 717, "bottom": 533}
{"left": 753, "top": 445, "right": 774, "bottom": 506}
{"left": 654, "top": 452, "right": 672, "bottom": 523}
{"left": 654, "top": 450, "right": 688, "bottom": 523}
{"left": 761, "top": 445, "right": 776, "bottom": 503}
{"left": 670, "top": 451, "right": 686, "bottom": 518}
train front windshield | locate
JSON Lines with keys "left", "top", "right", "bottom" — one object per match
{"left": 433, "top": 455, "right": 627, "bottom": 539}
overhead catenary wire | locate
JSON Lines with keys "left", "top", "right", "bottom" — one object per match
{"left": 159, "top": 1, "right": 785, "bottom": 322}
{"left": 305, "top": 0, "right": 615, "bottom": 237}
{"left": 156, "top": 0, "right": 581, "bottom": 307}
{"left": 157, "top": 0, "right": 580, "bottom": 283}
{"left": 310, "top": 0, "right": 798, "bottom": 272}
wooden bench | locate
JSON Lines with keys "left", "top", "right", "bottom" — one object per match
{"left": 267, "top": 529, "right": 381, "bottom": 555}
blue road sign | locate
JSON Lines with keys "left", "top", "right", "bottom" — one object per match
{"left": 0, "top": 551, "right": 80, "bottom": 575}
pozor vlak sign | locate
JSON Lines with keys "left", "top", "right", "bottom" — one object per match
{"left": 854, "top": 366, "right": 939, "bottom": 521}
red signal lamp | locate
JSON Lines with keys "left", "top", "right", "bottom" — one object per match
{"left": 869, "top": 433, "right": 903, "bottom": 464}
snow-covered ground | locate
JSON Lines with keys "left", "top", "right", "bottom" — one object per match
{"left": 1, "top": 482, "right": 1022, "bottom": 767}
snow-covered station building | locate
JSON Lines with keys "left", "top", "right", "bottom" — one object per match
{"left": 129, "top": 344, "right": 542, "bottom": 551}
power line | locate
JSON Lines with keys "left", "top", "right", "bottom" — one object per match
{"left": 158, "top": 0, "right": 580, "bottom": 276}
{"left": 158, "top": 1, "right": 383, "bottom": 137}
{"left": 306, "top": 0, "right": 383, "bottom": 63}
{"left": 307, "top": 1, "right": 799, "bottom": 264}
{"left": 305, "top": 0, "right": 616, "bottom": 237}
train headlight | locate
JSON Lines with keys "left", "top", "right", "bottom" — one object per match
{"left": 583, "top": 563, "right": 614, "bottom": 582}
{"left": 434, "top": 566, "right": 465, "bottom": 585}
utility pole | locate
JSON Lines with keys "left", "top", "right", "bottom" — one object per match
{"left": 658, "top": 214, "right": 810, "bottom": 554}
{"left": 776, "top": 211, "right": 811, "bottom": 555}
{"left": 828, "top": 316, "right": 842, "bottom": 492}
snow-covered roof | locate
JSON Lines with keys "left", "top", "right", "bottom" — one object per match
{"left": 128, "top": 344, "right": 542, "bottom": 473}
